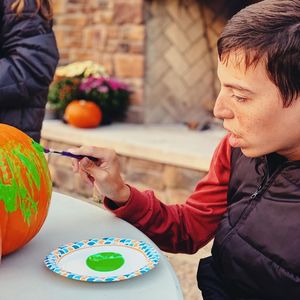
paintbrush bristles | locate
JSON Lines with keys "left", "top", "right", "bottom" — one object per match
{"left": 43, "top": 148, "right": 50, "bottom": 153}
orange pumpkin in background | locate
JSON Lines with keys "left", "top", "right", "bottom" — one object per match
{"left": 0, "top": 124, "right": 52, "bottom": 258}
{"left": 64, "top": 100, "right": 102, "bottom": 128}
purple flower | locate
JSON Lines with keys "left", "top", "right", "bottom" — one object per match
{"left": 79, "top": 75, "right": 130, "bottom": 99}
{"left": 79, "top": 76, "right": 105, "bottom": 92}
{"left": 107, "top": 78, "right": 129, "bottom": 91}
{"left": 97, "top": 85, "right": 109, "bottom": 93}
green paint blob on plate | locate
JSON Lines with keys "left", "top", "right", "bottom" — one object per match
{"left": 86, "top": 252, "right": 125, "bottom": 272}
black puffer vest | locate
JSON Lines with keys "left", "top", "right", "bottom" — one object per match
{"left": 199, "top": 147, "right": 300, "bottom": 300}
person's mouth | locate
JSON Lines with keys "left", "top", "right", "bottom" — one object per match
{"left": 224, "top": 128, "right": 242, "bottom": 148}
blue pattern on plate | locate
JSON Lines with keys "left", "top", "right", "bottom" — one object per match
{"left": 44, "top": 237, "right": 160, "bottom": 283}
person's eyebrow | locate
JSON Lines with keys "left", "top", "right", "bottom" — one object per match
{"left": 223, "top": 83, "right": 255, "bottom": 94}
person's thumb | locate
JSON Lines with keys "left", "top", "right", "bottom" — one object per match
{"left": 79, "top": 157, "right": 97, "bottom": 176}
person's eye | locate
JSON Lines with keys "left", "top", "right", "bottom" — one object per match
{"left": 231, "top": 94, "right": 247, "bottom": 102}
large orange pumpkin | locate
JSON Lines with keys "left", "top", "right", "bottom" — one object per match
{"left": 0, "top": 124, "right": 52, "bottom": 257}
{"left": 64, "top": 100, "right": 102, "bottom": 128}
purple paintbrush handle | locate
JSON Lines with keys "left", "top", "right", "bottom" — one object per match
{"left": 43, "top": 147, "right": 98, "bottom": 162}
{"left": 60, "top": 151, "right": 98, "bottom": 162}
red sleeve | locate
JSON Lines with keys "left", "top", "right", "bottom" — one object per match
{"left": 104, "top": 134, "right": 231, "bottom": 254}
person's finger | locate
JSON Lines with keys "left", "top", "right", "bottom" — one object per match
{"left": 79, "top": 157, "right": 95, "bottom": 172}
{"left": 71, "top": 158, "right": 79, "bottom": 172}
{"left": 68, "top": 148, "right": 80, "bottom": 172}
{"left": 78, "top": 157, "right": 108, "bottom": 184}
{"left": 68, "top": 147, "right": 102, "bottom": 171}
{"left": 79, "top": 168, "right": 94, "bottom": 187}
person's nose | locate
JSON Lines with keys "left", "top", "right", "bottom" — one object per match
{"left": 213, "top": 93, "right": 234, "bottom": 120}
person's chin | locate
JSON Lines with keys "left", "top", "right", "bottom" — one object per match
{"left": 240, "top": 147, "right": 262, "bottom": 158}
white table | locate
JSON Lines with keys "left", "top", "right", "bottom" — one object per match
{"left": 0, "top": 192, "right": 183, "bottom": 300}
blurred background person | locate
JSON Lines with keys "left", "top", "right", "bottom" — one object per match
{"left": 0, "top": 0, "right": 59, "bottom": 142}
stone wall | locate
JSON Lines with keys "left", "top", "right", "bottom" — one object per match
{"left": 42, "top": 139, "right": 207, "bottom": 205}
{"left": 52, "top": 0, "right": 145, "bottom": 123}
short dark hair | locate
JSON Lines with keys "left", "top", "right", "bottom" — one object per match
{"left": 217, "top": 0, "right": 300, "bottom": 107}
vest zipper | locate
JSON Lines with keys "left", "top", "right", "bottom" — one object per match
{"left": 250, "top": 185, "right": 263, "bottom": 199}
{"left": 217, "top": 163, "right": 286, "bottom": 254}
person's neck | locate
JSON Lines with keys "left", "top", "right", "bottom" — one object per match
{"left": 276, "top": 149, "right": 300, "bottom": 161}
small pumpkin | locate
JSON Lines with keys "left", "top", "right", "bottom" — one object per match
{"left": 64, "top": 100, "right": 102, "bottom": 128}
{"left": 0, "top": 124, "right": 52, "bottom": 257}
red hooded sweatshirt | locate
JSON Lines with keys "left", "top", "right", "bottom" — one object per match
{"left": 104, "top": 135, "right": 231, "bottom": 254}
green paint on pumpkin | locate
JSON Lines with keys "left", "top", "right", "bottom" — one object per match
{"left": 0, "top": 139, "right": 52, "bottom": 224}
{"left": 86, "top": 252, "right": 125, "bottom": 272}
{"left": 32, "top": 141, "right": 45, "bottom": 155}
{"left": 31, "top": 140, "right": 51, "bottom": 186}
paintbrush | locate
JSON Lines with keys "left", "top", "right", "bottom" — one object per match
{"left": 43, "top": 147, "right": 98, "bottom": 162}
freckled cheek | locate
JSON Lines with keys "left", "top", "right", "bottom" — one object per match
{"left": 236, "top": 115, "right": 262, "bottom": 136}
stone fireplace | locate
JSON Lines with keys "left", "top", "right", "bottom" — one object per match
{"left": 144, "top": 0, "right": 225, "bottom": 125}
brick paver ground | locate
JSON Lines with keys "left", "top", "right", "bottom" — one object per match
{"left": 164, "top": 241, "right": 213, "bottom": 300}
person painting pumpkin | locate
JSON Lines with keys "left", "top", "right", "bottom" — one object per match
{"left": 69, "top": 0, "right": 300, "bottom": 299}
{"left": 0, "top": 0, "right": 59, "bottom": 142}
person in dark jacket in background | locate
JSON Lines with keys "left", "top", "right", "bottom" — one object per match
{"left": 68, "top": 0, "right": 300, "bottom": 299}
{"left": 0, "top": 0, "right": 59, "bottom": 142}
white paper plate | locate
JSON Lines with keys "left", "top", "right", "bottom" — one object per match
{"left": 44, "top": 237, "right": 160, "bottom": 282}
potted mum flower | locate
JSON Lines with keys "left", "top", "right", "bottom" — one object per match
{"left": 47, "top": 77, "right": 80, "bottom": 118}
{"left": 47, "top": 61, "right": 130, "bottom": 125}
{"left": 79, "top": 76, "right": 130, "bottom": 125}
{"left": 47, "top": 61, "right": 106, "bottom": 118}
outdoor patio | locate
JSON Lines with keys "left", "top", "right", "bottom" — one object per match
{"left": 46, "top": 0, "right": 253, "bottom": 298}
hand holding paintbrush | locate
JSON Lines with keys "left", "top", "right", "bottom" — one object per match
{"left": 43, "top": 147, "right": 98, "bottom": 162}
{"left": 68, "top": 146, "right": 130, "bottom": 206}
